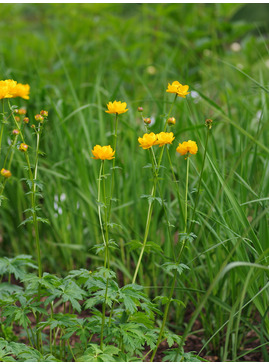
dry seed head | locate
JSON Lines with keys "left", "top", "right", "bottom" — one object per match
{"left": 205, "top": 118, "right": 213, "bottom": 129}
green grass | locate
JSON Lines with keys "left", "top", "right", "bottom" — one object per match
{"left": 0, "top": 3, "right": 269, "bottom": 361}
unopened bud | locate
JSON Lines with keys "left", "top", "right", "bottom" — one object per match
{"left": 205, "top": 118, "right": 213, "bottom": 130}
{"left": 18, "top": 108, "right": 27, "bottom": 115}
{"left": 14, "top": 116, "right": 20, "bottom": 122}
{"left": 168, "top": 117, "right": 176, "bottom": 126}
{"left": 12, "top": 129, "right": 19, "bottom": 135}
{"left": 31, "top": 124, "right": 35, "bottom": 129}
{"left": 13, "top": 109, "right": 19, "bottom": 114}
{"left": 137, "top": 107, "right": 143, "bottom": 112}
{"left": 1, "top": 168, "right": 11, "bottom": 178}
{"left": 144, "top": 117, "right": 151, "bottom": 125}
{"left": 40, "top": 110, "right": 48, "bottom": 117}
{"left": 19, "top": 143, "right": 29, "bottom": 152}
{"left": 23, "top": 117, "right": 29, "bottom": 124}
{"left": 35, "top": 114, "right": 44, "bottom": 122}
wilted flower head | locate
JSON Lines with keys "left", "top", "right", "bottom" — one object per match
{"left": 176, "top": 140, "right": 198, "bottom": 156}
{"left": 91, "top": 145, "right": 115, "bottom": 160}
{"left": 105, "top": 101, "right": 128, "bottom": 115}
{"left": 155, "top": 132, "right": 175, "bottom": 147}
{"left": 1, "top": 168, "right": 12, "bottom": 178}
{"left": 138, "top": 132, "right": 157, "bottom": 150}
{"left": 19, "top": 143, "right": 29, "bottom": 152}
{"left": 166, "top": 81, "right": 190, "bottom": 98}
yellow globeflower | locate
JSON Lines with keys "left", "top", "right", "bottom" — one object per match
{"left": 138, "top": 132, "right": 157, "bottom": 150}
{"left": 91, "top": 145, "right": 115, "bottom": 160}
{"left": 1, "top": 168, "right": 12, "bottom": 178}
{"left": 105, "top": 101, "right": 128, "bottom": 115}
{"left": 176, "top": 140, "right": 198, "bottom": 156}
{"left": 155, "top": 132, "right": 175, "bottom": 147}
{"left": 166, "top": 81, "right": 190, "bottom": 98}
{"left": 0, "top": 80, "right": 13, "bottom": 99}
{"left": 10, "top": 83, "right": 30, "bottom": 100}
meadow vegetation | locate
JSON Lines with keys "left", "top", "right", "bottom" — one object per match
{"left": 0, "top": 3, "right": 269, "bottom": 362}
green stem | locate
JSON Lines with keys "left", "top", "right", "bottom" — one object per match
{"left": 150, "top": 156, "right": 190, "bottom": 361}
{"left": 164, "top": 94, "right": 177, "bottom": 132}
{"left": 0, "top": 100, "right": 5, "bottom": 158}
{"left": 100, "top": 277, "right": 109, "bottom": 351}
{"left": 189, "top": 127, "right": 210, "bottom": 233}
{"left": 97, "top": 161, "right": 106, "bottom": 250}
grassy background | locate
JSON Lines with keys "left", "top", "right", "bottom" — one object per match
{"left": 1, "top": 3, "right": 269, "bottom": 360}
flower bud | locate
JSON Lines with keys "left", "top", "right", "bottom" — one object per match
{"left": 18, "top": 108, "right": 27, "bottom": 115}
{"left": 35, "top": 114, "right": 44, "bottom": 122}
{"left": 23, "top": 117, "right": 29, "bottom": 124}
{"left": 1, "top": 168, "right": 12, "bottom": 178}
{"left": 143, "top": 117, "right": 151, "bottom": 125}
{"left": 167, "top": 117, "right": 176, "bottom": 126}
{"left": 19, "top": 143, "right": 28, "bottom": 152}
{"left": 12, "top": 129, "right": 19, "bottom": 135}
{"left": 13, "top": 109, "right": 19, "bottom": 115}
{"left": 31, "top": 124, "right": 36, "bottom": 129}
{"left": 14, "top": 116, "right": 20, "bottom": 122}
{"left": 205, "top": 118, "right": 213, "bottom": 129}
{"left": 137, "top": 107, "right": 143, "bottom": 112}
{"left": 40, "top": 110, "right": 48, "bottom": 117}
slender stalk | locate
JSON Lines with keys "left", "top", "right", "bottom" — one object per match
{"left": 189, "top": 127, "right": 210, "bottom": 233}
{"left": 150, "top": 155, "right": 190, "bottom": 361}
{"left": 97, "top": 161, "right": 106, "bottom": 249}
{"left": 0, "top": 100, "right": 5, "bottom": 157}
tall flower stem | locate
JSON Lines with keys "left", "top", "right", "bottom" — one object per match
{"left": 107, "top": 113, "right": 119, "bottom": 225}
{"left": 0, "top": 100, "right": 5, "bottom": 158}
{"left": 132, "top": 145, "right": 165, "bottom": 284}
{"left": 8, "top": 100, "right": 42, "bottom": 350}
{"left": 164, "top": 94, "right": 177, "bottom": 132}
{"left": 189, "top": 127, "right": 210, "bottom": 233}
{"left": 150, "top": 156, "right": 190, "bottom": 362}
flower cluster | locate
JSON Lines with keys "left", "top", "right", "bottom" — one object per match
{"left": 0, "top": 79, "right": 30, "bottom": 100}
{"left": 138, "top": 132, "right": 175, "bottom": 149}
{"left": 166, "top": 81, "right": 190, "bottom": 98}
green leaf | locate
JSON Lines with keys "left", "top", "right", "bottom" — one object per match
{"left": 162, "top": 262, "right": 190, "bottom": 276}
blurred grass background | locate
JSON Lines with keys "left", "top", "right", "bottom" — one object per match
{"left": 0, "top": 3, "right": 269, "bottom": 360}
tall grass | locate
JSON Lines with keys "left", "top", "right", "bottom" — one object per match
{"left": 0, "top": 3, "right": 269, "bottom": 360}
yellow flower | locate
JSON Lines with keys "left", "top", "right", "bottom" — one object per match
{"left": 19, "top": 143, "right": 29, "bottom": 152}
{"left": 1, "top": 168, "right": 12, "bottom": 178}
{"left": 105, "top": 101, "right": 128, "bottom": 115}
{"left": 0, "top": 80, "right": 30, "bottom": 100}
{"left": 166, "top": 81, "right": 190, "bottom": 98}
{"left": 155, "top": 132, "right": 175, "bottom": 147}
{"left": 91, "top": 145, "right": 115, "bottom": 160}
{"left": 10, "top": 83, "right": 30, "bottom": 100}
{"left": 138, "top": 132, "right": 157, "bottom": 150}
{"left": 0, "top": 80, "right": 13, "bottom": 99}
{"left": 176, "top": 140, "right": 198, "bottom": 156}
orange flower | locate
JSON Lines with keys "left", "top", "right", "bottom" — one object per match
{"left": 155, "top": 132, "right": 175, "bottom": 147}
{"left": 91, "top": 145, "right": 115, "bottom": 160}
{"left": 105, "top": 101, "right": 128, "bottom": 115}
{"left": 176, "top": 140, "right": 198, "bottom": 156}
{"left": 138, "top": 132, "right": 157, "bottom": 149}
